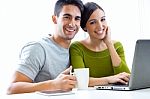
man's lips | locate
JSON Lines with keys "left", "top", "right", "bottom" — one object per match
{"left": 65, "top": 27, "right": 76, "bottom": 32}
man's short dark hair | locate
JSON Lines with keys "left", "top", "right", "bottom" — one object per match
{"left": 54, "top": 0, "right": 84, "bottom": 17}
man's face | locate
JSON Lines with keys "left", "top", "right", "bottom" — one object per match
{"left": 53, "top": 5, "right": 81, "bottom": 40}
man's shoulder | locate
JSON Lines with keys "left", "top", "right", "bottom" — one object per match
{"left": 21, "top": 37, "right": 50, "bottom": 53}
{"left": 26, "top": 37, "right": 50, "bottom": 47}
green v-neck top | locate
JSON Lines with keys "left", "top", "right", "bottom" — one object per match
{"left": 69, "top": 41, "right": 130, "bottom": 78}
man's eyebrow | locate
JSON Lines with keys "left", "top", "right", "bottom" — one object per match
{"left": 75, "top": 16, "right": 81, "bottom": 19}
{"left": 63, "top": 13, "right": 71, "bottom": 17}
{"left": 63, "top": 14, "right": 81, "bottom": 18}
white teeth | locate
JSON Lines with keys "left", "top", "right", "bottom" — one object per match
{"left": 97, "top": 30, "right": 103, "bottom": 34}
{"left": 66, "top": 28, "right": 75, "bottom": 32}
{"left": 100, "top": 30, "right": 103, "bottom": 33}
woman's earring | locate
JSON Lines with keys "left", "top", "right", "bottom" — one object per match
{"left": 83, "top": 28, "right": 87, "bottom": 32}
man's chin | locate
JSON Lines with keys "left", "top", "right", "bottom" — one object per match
{"left": 66, "top": 37, "right": 74, "bottom": 40}
{"left": 65, "top": 36, "right": 75, "bottom": 40}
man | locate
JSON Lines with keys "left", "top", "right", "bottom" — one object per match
{"left": 7, "top": 0, "right": 84, "bottom": 94}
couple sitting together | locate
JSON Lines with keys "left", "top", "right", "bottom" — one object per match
{"left": 7, "top": 0, "right": 130, "bottom": 94}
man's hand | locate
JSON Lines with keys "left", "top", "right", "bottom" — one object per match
{"left": 52, "top": 66, "right": 77, "bottom": 91}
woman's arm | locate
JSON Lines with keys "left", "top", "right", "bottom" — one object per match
{"left": 89, "top": 72, "right": 130, "bottom": 86}
{"left": 103, "top": 27, "right": 130, "bottom": 74}
{"left": 69, "top": 42, "right": 85, "bottom": 69}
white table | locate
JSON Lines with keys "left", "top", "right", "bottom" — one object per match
{"left": 1, "top": 87, "right": 150, "bottom": 99}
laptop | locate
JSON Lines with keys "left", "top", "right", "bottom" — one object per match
{"left": 95, "top": 39, "right": 150, "bottom": 90}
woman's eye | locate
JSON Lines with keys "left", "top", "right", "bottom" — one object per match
{"left": 90, "top": 21, "right": 96, "bottom": 24}
{"left": 101, "top": 18, "right": 106, "bottom": 22}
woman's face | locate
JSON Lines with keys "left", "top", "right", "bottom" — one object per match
{"left": 85, "top": 8, "right": 107, "bottom": 40}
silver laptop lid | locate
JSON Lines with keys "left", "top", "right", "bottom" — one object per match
{"left": 129, "top": 40, "right": 150, "bottom": 90}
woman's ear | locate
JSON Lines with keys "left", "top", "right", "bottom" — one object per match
{"left": 52, "top": 15, "right": 57, "bottom": 24}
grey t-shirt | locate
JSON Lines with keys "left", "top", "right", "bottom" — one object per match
{"left": 17, "top": 37, "right": 70, "bottom": 82}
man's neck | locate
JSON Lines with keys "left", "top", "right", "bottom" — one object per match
{"left": 51, "top": 35, "right": 71, "bottom": 49}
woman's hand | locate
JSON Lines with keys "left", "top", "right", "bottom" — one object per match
{"left": 107, "top": 72, "right": 130, "bottom": 85}
{"left": 103, "top": 26, "right": 112, "bottom": 45}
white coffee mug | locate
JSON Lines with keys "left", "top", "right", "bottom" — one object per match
{"left": 74, "top": 68, "right": 89, "bottom": 90}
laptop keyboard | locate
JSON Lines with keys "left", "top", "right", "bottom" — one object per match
{"left": 113, "top": 82, "right": 129, "bottom": 87}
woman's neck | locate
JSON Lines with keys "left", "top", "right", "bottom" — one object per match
{"left": 81, "top": 37, "right": 107, "bottom": 52}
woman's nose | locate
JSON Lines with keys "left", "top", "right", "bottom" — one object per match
{"left": 97, "top": 21, "right": 103, "bottom": 29}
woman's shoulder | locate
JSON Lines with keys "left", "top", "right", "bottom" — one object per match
{"left": 112, "top": 40, "right": 124, "bottom": 49}
{"left": 71, "top": 40, "right": 81, "bottom": 45}
{"left": 70, "top": 40, "right": 84, "bottom": 48}
{"left": 112, "top": 40, "right": 122, "bottom": 45}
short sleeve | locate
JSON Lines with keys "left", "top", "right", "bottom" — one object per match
{"left": 17, "top": 42, "right": 46, "bottom": 81}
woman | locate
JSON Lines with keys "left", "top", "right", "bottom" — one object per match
{"left": 70, "top": 2, "right": 130, "bottom": 87}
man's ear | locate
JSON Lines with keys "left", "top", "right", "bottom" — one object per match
{"left": 52, "top": 15, "right": 57, "bottom": 24}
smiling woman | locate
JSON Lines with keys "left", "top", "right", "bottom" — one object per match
{"left": 69, "top": 2, "right": 131, "bottom": 87}
{"left": 0, "top": 0, "right": 149, "bottom": 95}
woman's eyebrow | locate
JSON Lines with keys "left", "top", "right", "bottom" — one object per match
{"left": 88, "top": 19, "right": 96, "bottom": 22}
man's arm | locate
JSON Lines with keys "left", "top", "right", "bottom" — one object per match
{"left": 7, "top": 67, "right": 76, "bottom": 94}
{"left": 7, "top": 71, "right": 54, "bottom": 94}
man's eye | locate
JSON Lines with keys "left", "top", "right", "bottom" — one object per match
{"left": 75, "top": 17, "right": 81, "bottom": 21}
{"left": 64, "top": 16, "right": 69, "bottom": 19}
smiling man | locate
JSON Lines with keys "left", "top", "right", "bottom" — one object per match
{"left": 7, "top": 0, "right": 84, "bottom": 94}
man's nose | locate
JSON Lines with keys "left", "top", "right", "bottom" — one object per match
{"left": 68, "top": 19, "right": 75, "bottom": 27}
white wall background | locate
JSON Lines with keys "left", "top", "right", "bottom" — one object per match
{"left": 0, "top": 0, "right": 150, "bottom": 94}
